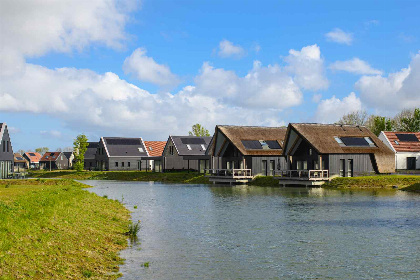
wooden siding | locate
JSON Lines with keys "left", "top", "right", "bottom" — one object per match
{"left": 251, "top": 156, "right": 287, "bottom": 176}
{"left": 328, "top": 154, "right": 375, "bottom": 177}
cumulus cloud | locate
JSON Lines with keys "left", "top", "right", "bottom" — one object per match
{"left": 218, "top": 39, "right": 245, "bottom": 58}
{"left": 315, "top": 92, "right": 362, "bottom": 123}
{"left": 329, "top": 58, "right": 382, "bottom": 75}
{"left": 0, "top": 0, "right": 138, "bottom": 77}
{"left": 41, "top": 130, "right": 63, "bottom": 139}
{"left": 355, "top": 52, "right": 420, "bottom": 111}
{"left": 325, "top": 28, "right": 353, "bottom": 45}
{"left": 284, "top": 44, "right": 329, "bottom": 91}
{"left": 123, "top": 48, "right": 180, "bottom": 87}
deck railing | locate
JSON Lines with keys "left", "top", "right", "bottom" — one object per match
{"left": 276, "top": 170, "right": 329, "bottom": 181}
{"left": 206, "top": 169, "right": 253, "bottom": 179}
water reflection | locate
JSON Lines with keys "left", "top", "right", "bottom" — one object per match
{"left": 82, "top": 181, "right": 420, "bottom": 280}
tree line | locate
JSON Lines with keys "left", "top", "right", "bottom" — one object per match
{"left": 337, "top": 108, "right": 420, "bottom": 135}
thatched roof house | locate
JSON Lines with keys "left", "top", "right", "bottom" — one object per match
{"left": 283, "top": 123, "right": 395, "bottom": 176}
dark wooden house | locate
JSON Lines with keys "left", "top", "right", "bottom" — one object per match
{"left": 84, "top": 142, "right": 98, "bottom": 170}
{"left": 206, "top": 125, "right": 287, "bottom": 183}
{"left": 95, "top": 137, "right": 149, "bottom": 171}
{"left": 0, "top": 123, "right": 14, "bottom": 179}
{"left": 40, "top": 152, "right": 69, "bottom": 170}
{"left": 281, "top": 123, "right": 395, "bottom": 183}
{"left": 162, "top": 136, "right": 212, "bottom": 172}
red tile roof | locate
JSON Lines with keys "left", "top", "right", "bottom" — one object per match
{"left": 383, "top": 131, "right": 420, "bottom": 152}
{"left": 24, "top": 152, "right": 42, "bottom": 163}
{"left": 14, "top": 153, "right": 28, "bottom": 163}
{"left": 144, "top": 141, "right": 166, "bottom": 157}
{"left": 40, "top": 152, "right": 62, "bottom": 162}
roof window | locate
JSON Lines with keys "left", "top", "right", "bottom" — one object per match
{"left": 334, "top": 137, "right": 344, "bottom": 144}
{"left": 138, "top": 148, "right": 144, "bottom": 152}
{"left": 394, "top": 140, "right": 399, "bottom": 145}
{"left": 149, "top": 147, "right": 153, "bottom": 151}
{"left": 186, "top": 144, "right": 192, "bottom": 150}
{"left": 201, "top": 144, "right": 206, "bottom": 150}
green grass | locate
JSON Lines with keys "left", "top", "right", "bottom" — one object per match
{"left": 248, "top": 176, "right": 279, "bottom": 187}
{"left": 28, "top": 170, "right": 210, "bottom": 184}
{"left": 400, "top": 182, "right": 420, "bottom": 193}
{"left": 323, "top": 175, "right": 420, "bottom": 189}
{"left": 0, "top": 179, "right": 131, "bottom": 279}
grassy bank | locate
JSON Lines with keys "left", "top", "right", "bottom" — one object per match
{"left": 323, "top": 175, "right": 420, "bottom": 190}
{"left": 28, "top": 170, "right": 210, "bottom": 184}
{"left": 0, "top": 179, "right": 131, "bottom": 279}
{"left": 248, "top": 176, "right": 279, "bottom": 187}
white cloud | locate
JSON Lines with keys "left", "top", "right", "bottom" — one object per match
{"left": 123, "top": 48, "right": 180, "bottom": 87}
{"left": 41, "top": 130, "right": 62, "bottom": 139}
{"left": 284, "top": 44, "right": 329, "bottom": 91}
{"left": 329, "top": 58, "right": 382, "bottom": 75}
{"left": 218, "top": 39, "right": 245, "bottom": 58}
{"left": 325, "top": 28, "right": 353, "bottom": 45}
{"left": 355, "top": 52, "right": 420, "bottom": 111}
{"left": 312, "top": 93, "right": 322, "bottom": 103}
{"left": 315, "top": 92, "right": 362, "bottom": 123}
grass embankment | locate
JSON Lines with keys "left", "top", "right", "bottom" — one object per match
{"left": 29, "top": 170, "right": 210, "bottom": 184}
{"left": 0, "top": 179, "right": 131, "bottom": 279}
{"left": 248, "top": 176, "right": 279, "bottom": 187}
{"left": 323, "top": 175, "right": 420, "bottom": 192}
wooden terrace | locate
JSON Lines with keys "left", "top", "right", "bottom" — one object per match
{"left": 275, "top": 170, "right": 330, "bottom": 186}
{"left": 206, "top": 169, "right": 253, "bottom": 184}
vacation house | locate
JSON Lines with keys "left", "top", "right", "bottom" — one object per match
{"left": 13, "top": 153, "right": 28, "bottom": 172}
{"left": 63, "top": 152, "right": 74, "bottom": 169}
{"left": 23, "top": 152, "right": 42, "bottom": 169}
{"left": 206, "top": 125, "right": 287, "bottom": 183}
{"left": 378, "top": 131, "right": 420, "bottom": 171}
{"left": 95, "top": 137, "right": 149, "bottom": 171}
{"left": 162, "top": 136, "right": 212, "bottom": 172}
{"left": 40, "top": 152, "right": 69, "bottom": 170}
{"left": 280, "top": 123, "right": 395, "bottom": 185}
{"left": 0, "top": 123, "right": 14, "bottom": 179}
{"left": 84, "top": 142, "right": 99, "bottom": 170}
{"left": 143, "top": 141, "right": 166, "bottom": 172}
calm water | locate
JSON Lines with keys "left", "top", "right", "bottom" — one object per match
{"left": 82, "top": 180, "right": 420, "bottom": 280}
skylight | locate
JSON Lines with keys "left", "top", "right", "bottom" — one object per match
{"left": 394, "top": 140, "right": 399, "bottom": 145}
{"left": 149, "top": 147, "right": 153, "bottom": 151}
{"left": 138, "top": 148, "right": 144, "bottom": 152}
{"left": 201, "top": 144, "right": 206, "bottom": 150}
{"left": 334, "top": 137, "right": 344, "bottom": 144}
{"left": 186, "top": 144, "right": 192, "bottom": 150}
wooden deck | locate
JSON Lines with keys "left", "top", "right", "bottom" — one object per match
{"left": 274, "top": 170, "right": 330, "bottom": 186}
{"left": 206, "top": 169, "right": 253, "bottom": 184}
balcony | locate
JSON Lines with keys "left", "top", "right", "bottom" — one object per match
{"left": 275, "top": 170, "right": 329, "bottom": 181}
{"left": 206, "top": 169, "right": 253, "bottom": 184}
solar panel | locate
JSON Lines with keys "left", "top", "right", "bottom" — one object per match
{"left": 106, "top": 138, "right": 142, "bottom": 145}
{"left": 241, "top": 140, "right": 262, "bottom": 149}
{"left": 50, "top": 153, "right": 55, "bottom": 156}
{"left": 29, "top": 153, "right": 36, "bottom": 156}
{"left": 396, "top": 134, "right": 419, "bottom": 142}
{"left": 340, "top": 137, "right": 370, "bottom": 146}
{"left": 266, "top": 140, "right": 281, "bottom": 149}
{"left": 16, "top": 157, "right": 24, "bottom": 160}
{"left": 180, "top": 138, "right": 206, "bottom": 144}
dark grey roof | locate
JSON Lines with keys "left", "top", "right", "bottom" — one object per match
{"left": 85, "top": 142, "right": 99, "bottom": 159}
{"left": 103, "top": 137, "right": 148, "bottom": 157}
{"left": 0, "top": 123, "right": 3, "bottom": 131}
{"left": 63, "top": 152, "right": 73, "bottom": 159}
{"left": 171, "top": 136, "right": 212, "bottom": 156}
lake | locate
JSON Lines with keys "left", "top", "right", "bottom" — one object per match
{"left": 82, "top": 180, "right": 420, "bottom": 280}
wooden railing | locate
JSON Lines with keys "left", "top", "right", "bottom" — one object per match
{"left": 205, "top": 169, "right": 253, "bottom": 179}
{"left": 276, "top": 170, "right": 329, "bottom": 181}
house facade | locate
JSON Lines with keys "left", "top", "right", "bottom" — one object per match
{"left": 378, "top": 131, "right": 420, "bottom": 170}
{"left": 0, "top": 123, "right": 14, "bottom": 179}
{"left": 63, "top": 152, "right": 74, "bottom": 169}
{"left": 282, "top": 123, "right": 395, "bottom": 178}
{"left": 206, "top": 125, "right": 288, "bottom": 177}
{"left": 84, "top": 142, "right": 98, "bottom": 170}
{"left": 13, "top": 153, "right": 28, "bottom": 171}
{"left": 95, "top": 137, "right": 149, "bottom": 171}
{"left": 23, "top": 152, "right": 42, "bottom": 169}
{"left": 162, "top": 136, "right": 212, "bottom": 172}
{"left": 143, "top": 141, "right": 166, "bottom": 172}
{"left": 40, "top": 152, "right": 69, "bottom": 170}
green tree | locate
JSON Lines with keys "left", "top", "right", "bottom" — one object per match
{"left": 73, "top": 134, "right": 89, "bottom": 171}
{"left": 337, "top": 110, "right": 368, "bottom": 126}
{"left": 368, "top": 116, "right": 394, "bottom": 136}
{"left": 189, "top": 124, "right": 210, "bottom": 136}
{"left": 35, "top": 147, "right": 49, "bottom": 154}
{"left": 400, "top": 108, "right": 420, "bottom": 132}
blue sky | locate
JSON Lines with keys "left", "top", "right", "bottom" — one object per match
{"left": 1, "top": 0, "right": 419, "bottom": 151}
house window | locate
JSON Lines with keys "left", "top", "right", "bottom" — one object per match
{"left": 115, "top": 162, "right": 118, "bottom": 167}
{"left": 340, "top": 159, "right": 345, "bottom": 177}
{"left": 394, "top": 140, "right": 399, "bottom": 145}
{"left": 169, "top": 146, "right": 174, "bottom": 155}
{"left": 186, "top": 144, "right": 192, "bottom": 150}
{"left": 6, "top": 141, "right": 9, "bottom": 152}
{"left": 201, "top": 144, "right": 206, "bottom": 150}
{"left": 128, "top": 162, "right": 131, "bottom": 167}
{"left": 309, "top": 148, "right": 312, "bottom": 155}
{"left": 122, "top": 162, "right": 125, "bottom": 167}
{"left": 2, "top": 141, "right": 4, "bottom": 152}
{"left": 347, "top": 159, "right": 353, "bottom": 177}
{"left": 149, "top": 147, "right": 153, "bottom": 151}
{"left": 138, "top": 148, "right": 144, "bottom": 152}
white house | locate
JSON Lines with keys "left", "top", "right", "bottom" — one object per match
{"left": 378, "top": 131, "right": 420, "bottom": 170}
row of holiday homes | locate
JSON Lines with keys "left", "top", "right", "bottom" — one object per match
{"left": 1, "top": 122, "right": 419, "bottom": 181}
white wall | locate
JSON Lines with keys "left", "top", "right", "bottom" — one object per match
{"left": 395, "top": 152, "right": 420, "bottom": 170}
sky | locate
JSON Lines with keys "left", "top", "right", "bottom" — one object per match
{"left": 0, "top": 0, "right": 419, "bottom": 151}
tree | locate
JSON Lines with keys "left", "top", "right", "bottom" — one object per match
{"left": 400, "top": 108, "right": 420, "bottom": 132}
{"left": 35, "top": 147, "right": 49, "bottom": 154}
{"left": 73, "top": 134, "right": 89, "bottom": 171}
{"left": 367, "top": 116, "right": 394, "bottom": 136}
{"left": 189, "top": 124, "right": 210, "bottom": 136}
{"left": 17, "top": 149, "right": 26, "bottom": 155}
{"left": 393, "top": 108, "right": 414, "bottom": 131}
{"left": 337, "top": 110, "right": 368, "bottom": 126}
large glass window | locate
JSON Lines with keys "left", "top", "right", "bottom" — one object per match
{"left": 340, "top": 159, "right": 345, "bottom": 177}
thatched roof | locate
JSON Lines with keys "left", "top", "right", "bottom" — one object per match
{"left": 285, "top": 123, "right": 395, "bottom": 173}
{"left": 214, "top": 125, "right": 287, "bottom": 156}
